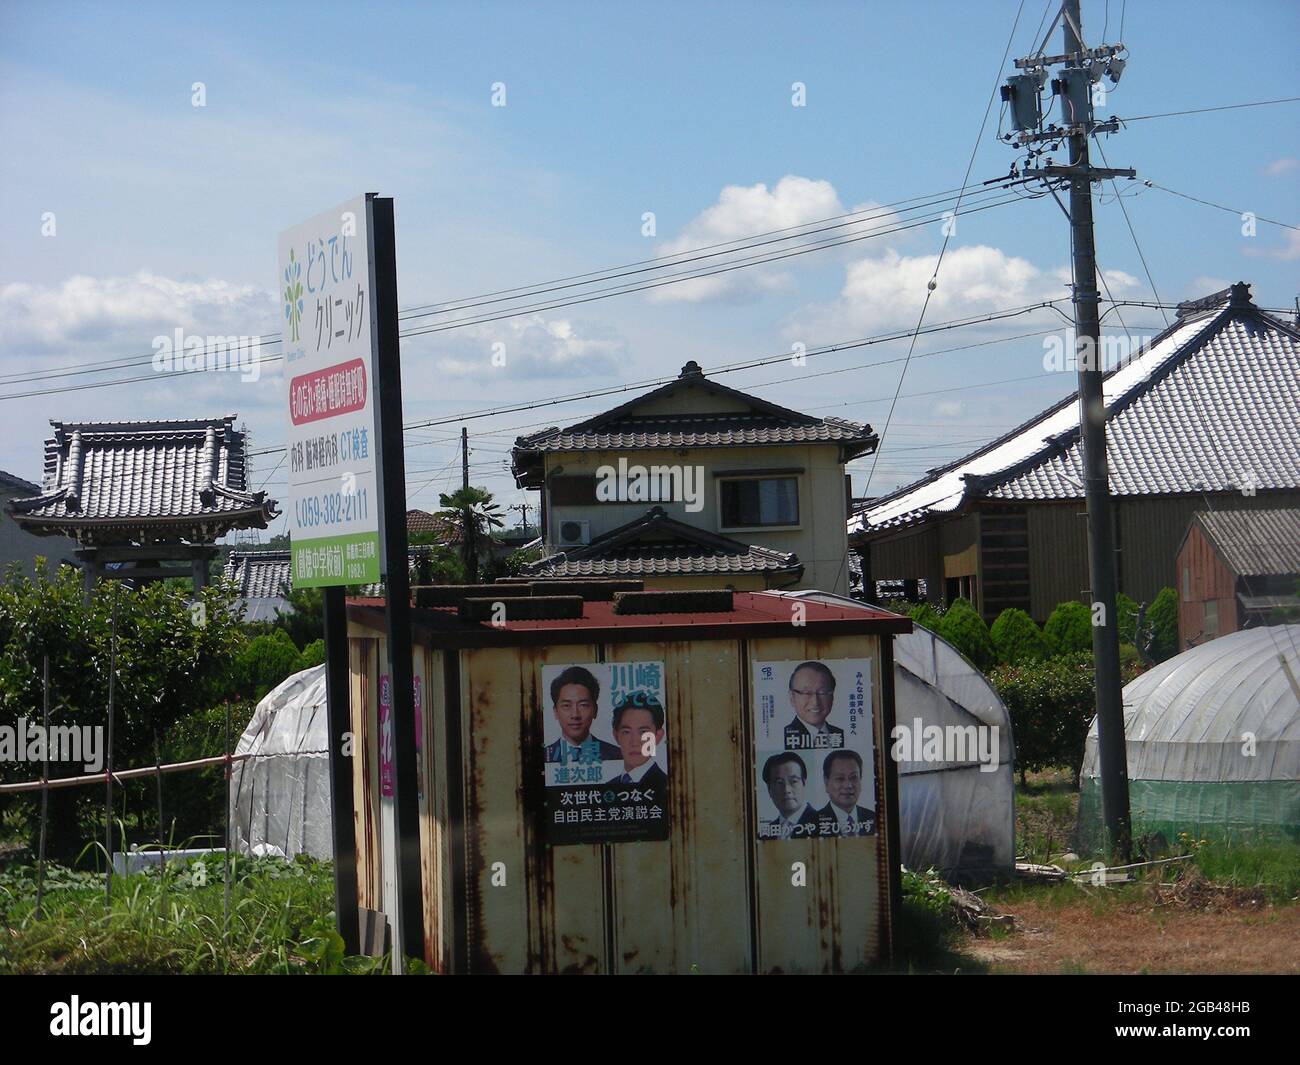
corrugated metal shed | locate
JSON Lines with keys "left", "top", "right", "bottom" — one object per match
{"left": 1191, "top": 508, "right": 1300, "bottom": 577}
{"left": 346, "top": 586, "right": 909, "bottom": 973}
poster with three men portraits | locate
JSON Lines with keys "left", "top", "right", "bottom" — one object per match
{"left": 753, "top": 658, "right": 876, "bottom": 841}
{"left": 540, "top": 661, "right": 669, "bottom": 846}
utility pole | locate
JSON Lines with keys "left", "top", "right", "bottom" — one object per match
{"left": 1002, "top": 0, "right": 1133, "bottom": 860}
{"left": 508, "top": 501, "right": 533, "bottom": 530}
{"left": 461, "top": 425, "right": 470, "bottom": 490}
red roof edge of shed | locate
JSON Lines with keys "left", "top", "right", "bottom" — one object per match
{"left": 345, "top": 590, "right": 912, "bottom": 647}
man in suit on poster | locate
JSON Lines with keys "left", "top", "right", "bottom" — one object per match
{"left": 543, "top": 665, "right": 621, "bottom": 769}
{"left": 761, "top": 752, "right": 820, "bottom": 839}
{"left": 816, "top": 750, "right": 876, "bottom": 837}
{"left": 783, "top": 661, "right": 845, "bottom": 751}
{"left": 606, "top": 689, "right": 668, "bottom": 795}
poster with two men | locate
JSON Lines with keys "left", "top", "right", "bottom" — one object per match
{"left": 753, "top": 658, "right": 876, "bottom": 841}
{"left": 541, "top": 661, "right": 668, "bottom": 845}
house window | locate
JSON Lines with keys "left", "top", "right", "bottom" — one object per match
{"left": 1183, "top": 565, "right": 1190, "bottom": 600}
{"left": 719, "top": 476, "right": 799, "bottom": 528}
{"left": 548, "top": 474, "right": 598, "bottom": 506}
{"left": 1204, "top": 599, "right": 1218, "bottom": 637}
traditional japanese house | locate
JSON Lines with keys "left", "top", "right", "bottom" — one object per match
{"left": 849, "top": 284, "right": 1300, "bottom": 621}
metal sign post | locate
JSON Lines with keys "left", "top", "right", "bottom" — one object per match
{"left": 366, "top": 195, "right": 424, "bottom": 969}
{"left": 278, "top": 194, "right": 422, "bottom": 965}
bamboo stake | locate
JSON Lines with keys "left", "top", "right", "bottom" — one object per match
{"left": 104, "top": 590, "right": 118, "bottom": 907}
{"left": 223, "top": 699, "right": 232, "bottom": 974}
{"left": 35, "top": 655, "right": 50, "bottom": 919}
{"left": 155, "top": 729, "right": 167, "bottom": 876}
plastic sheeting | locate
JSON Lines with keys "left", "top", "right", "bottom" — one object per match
{"left": 228, "top": 664, "right": 332, "bottom": 860}
{"left": 893, "top": 626, "right": 1016, "bottom": 877}
{"left": 1079, "top": 625, "right": 1300, "bottom": 849}
{"left": 773, "top": 592, "right": 1016, "bottom": 877}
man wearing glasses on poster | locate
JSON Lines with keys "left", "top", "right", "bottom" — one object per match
{"left": 783, "top": 661, "right": 845, "bottom": 751}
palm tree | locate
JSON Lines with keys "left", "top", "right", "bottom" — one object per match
{"left": 436, "top": 486, "right": 505, "bottom": 582}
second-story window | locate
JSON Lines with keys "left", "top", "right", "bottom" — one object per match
{"left": 720, "top": 476, "right": 799, "bottom": 528}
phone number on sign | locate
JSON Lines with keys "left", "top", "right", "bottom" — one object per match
{"left": 294, "top": 487, "right": 369, "bottom": 529}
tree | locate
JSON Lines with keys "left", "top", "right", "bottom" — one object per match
{"left": 1044, "top": 600, "right": 1093, "bottom": 656}
{"left": 436, "top": 486, "right": 505, "bottom": 582}
{"left": 0, "top": 561, "right": 247, "bottom": 859}
{"left": 990, "top": 607, "right": 1051, "bottom": 665}
{"left": 1146, "top": 586, "right": 1179, "bottom": 662}
{"left": 908, "top": 602, "right": 942, "bottom": 634}
{"left": 937, "top": 598, "right": 997, "bottom": 672}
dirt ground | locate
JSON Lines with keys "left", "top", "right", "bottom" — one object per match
{"left": 964, "top": 891, "right": 1300, "bottom": 974}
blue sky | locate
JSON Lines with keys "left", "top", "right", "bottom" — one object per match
{"left": 1, "top": 0, "right": 1296, "bottom": 533}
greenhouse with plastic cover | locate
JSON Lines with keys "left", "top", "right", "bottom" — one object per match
{"left": 1078, "top": 625, "right": 1300, "bottom": 851}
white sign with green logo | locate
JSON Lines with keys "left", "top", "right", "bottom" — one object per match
{"left": 278, "top": 195, "right": 382, "bottom": 587}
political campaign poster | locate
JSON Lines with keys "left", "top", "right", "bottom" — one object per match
{"left": 540, "top": 661, "right": 668, "bottom": 845}
{"left": 379, "top": 673, "right": 423, "bottom": 801}
{"left": 752, "top": 658, "right": 876, "bottom": 841}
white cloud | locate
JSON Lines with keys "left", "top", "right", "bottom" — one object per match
{"left": 1262, "top": 157, "right": 1299, "bottom": 178}
{"left": 1243, "top": 227, "right": 1300, "bottom": 261}
{"left": 788, "top": 243, "right": 1143, "bottom": 339}
{"left": 0, "top": 272, "right": 275, "bottom": 356}
{"left": 647, "top": 176, "right": 890, "bottom": 304}
{"left": 428, "top": 313, "right": 626, "bottom": 380}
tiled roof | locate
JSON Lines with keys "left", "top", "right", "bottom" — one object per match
{"left": 1192, "top": 508, "right": 1300, "bottom": 576}
{"left": 224, "top": 550, "right": 292, "bottom": 599}
{"left": 517, "top": 414, "right": 871, "bottom": 452}
{"left": 513, "top": 360, "right": 875, "bottom": 485}
{"left": 6, "top": 416, "right": 278, "bottom": 540}
{"left": 851, "top": 284, "right": 1300, "bottom": 537}
{"left": 407, "top": 509, "right": 460, "bottom": 539}
{"left": 523, "top": 505, "right": 802, "bottom": 580}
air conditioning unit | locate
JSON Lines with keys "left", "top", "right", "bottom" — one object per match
{"left": 557, "top": 519, "right": 591, "bottom": 546}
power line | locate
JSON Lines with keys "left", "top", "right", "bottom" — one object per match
{"left": 1093, "top": 138, "right": 1169, "bottom": 328}
{"left": 0, "top": 177, "right": 1023, "bottom": 387}
{"left": 243, "top": 300, "right": 1069, "bottom": 460}
{"left": 1120, "top": 96, "right": 1300, "bottom": 122}
{"left": 0, "top": 187, "right": 1027, "bottom": 393}
{"left": 398, "top": 181, "right": 1023, "bottom": 320}
{"left": 862, "top": 0, "right": 1029, "bottom": 501}
{"left": 1143, "top": 180, "right": 1298, "bottom": 232}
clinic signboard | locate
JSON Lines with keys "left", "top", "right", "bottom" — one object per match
{"left": 278, "top": 195, "right": 382, "bottom": 587}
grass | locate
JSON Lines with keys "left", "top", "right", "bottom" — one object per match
{"left": 0, "top": 853, "right": 398, "bottom": 974}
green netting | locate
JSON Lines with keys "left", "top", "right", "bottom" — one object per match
{"left": 1076, "top": 777, "right": 1300, "bottom": 854}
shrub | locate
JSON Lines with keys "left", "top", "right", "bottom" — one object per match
{"left": 937, "top": 598, "right": 996, "bottom": 672}
{"left": 1115, "top": 592, "right": 1139, "bottom": 645}
{"left": 990, "top": 653, "right": 1097, "bottom": 784}
{"left": 990, "top": 608, "right": 1051, "bottom": 665}
{"left": 1044, "top": 600, "right": 1092, "bottom": 655}
{"left": 1146, "top": 586, "right": 1179, "bottom": 662}
{"left": 297, "top": 639, "right": 325, "bottom": 671}
{"left": 908, "top": 602, "right": 942, "bottom": 634}
{"left": 234, "top": 629, "right": 302, "bottom": 701}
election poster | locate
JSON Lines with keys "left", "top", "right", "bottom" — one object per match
{"left": 540, "top": 661, "right": 668, "bottom": 845}
{"left": 752, "top": 658, "right": 876, "bottom": 842}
